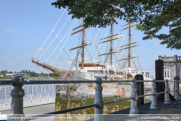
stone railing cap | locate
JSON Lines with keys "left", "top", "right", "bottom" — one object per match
{"left": 12, "top": 75, "right": 24, "bottom": 87}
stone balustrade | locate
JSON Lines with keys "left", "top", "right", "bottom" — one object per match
{"left": 0, "top": 76, "right": 180, "bottom": 121}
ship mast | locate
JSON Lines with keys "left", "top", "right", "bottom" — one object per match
{"left": 99, "top": 19, "right": 122, "bottom": 65}
{"left": 70, "top": 18, "right": 91, "bottom": 70}
{"left": 110, "top": 20, "right": 113, "bottom": 65}
{"left": 119, "top": 13, "right": 139, "bottom": 69}
{"left": 128, "top": 17, "right": 131, "bottom": 68}
{"left": 82, "top": 19, "right": 85, "bottom": 69}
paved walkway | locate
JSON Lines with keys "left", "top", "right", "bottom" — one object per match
{"left": 86, "top": 93, "right": 181, "bottom": 121}
{"left": 0, "top": 103, "right": 55, "bottom": 114}
{"left": 1, "top": 99, "right": 181, "bottom": 121}
{"left": 87, "top": 99, "right": 181, "bottom": 121}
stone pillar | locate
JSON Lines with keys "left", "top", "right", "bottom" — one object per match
{"left": 174, "top": 76, "right": 180, "bottom": 101}
{"left": 150, "top": 79, "right": 159, "bottom": 109}
{"left": 129, "top": 79, "right": 138, "bottom": 116}
{"left": 174, "top": 76, "right": 179, "bottom": 97}
{"left": 155, "top": 60, "right": 165, "bottom": 100}
{"left": 174, "top": 55, "right": 178, "bottom": 77}
{"left": 174, "top": 55, "right": 177, "bottom": 61}
{"left": 8, "top": 76, "right": 25, "bottom": 121}
{"left": 94, "top": 78, "right": 104, "bottom": 121}
{"left": 158, "top": 55, "right": 162, "bottom": 60}
{"left": 164, "top": 80, "right": 171, "bottom": 104}
{"left": 146, "top": 72, "right": 149, "bottom": 78}
{"left": 135, "top": 74, "right": 144, "bottom": 105}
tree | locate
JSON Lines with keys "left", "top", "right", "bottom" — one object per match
{"left": 30, "top": 71, "right": 37, "bottom": 77}
{"left": 52, "top": 0, "right": 181, "bottom": 49}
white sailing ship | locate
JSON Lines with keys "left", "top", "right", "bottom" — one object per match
{"left": 31, "top": 14, "right": 154, "bottom": 81}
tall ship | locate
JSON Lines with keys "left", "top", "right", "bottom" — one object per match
{"left": 31, "top": 14, "right": 154, "bottom": 81}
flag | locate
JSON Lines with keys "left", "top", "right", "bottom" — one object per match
{"left": 67, "top": 73, "right": 70, "bottom": 78}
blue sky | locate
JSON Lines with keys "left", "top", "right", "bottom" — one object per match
{"left": 0, "top": 0, "right": 179, "bottom": 73}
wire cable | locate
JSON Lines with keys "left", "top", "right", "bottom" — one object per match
{"left": 39, "top": 15, "right": 71, "bottom": 60}
{"left": 34, "top": 9, "right": 66, "bottom": 58}
{"left": 45, "top": 18, "right": 76, "bottom": 63}
{"left": 92, "top": 25, "right": 110, "bottom": 61}
{"left": 52, "top": 19, "right": 78, "bottom": 65}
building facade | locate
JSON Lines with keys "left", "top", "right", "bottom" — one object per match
{"left": 158, "top": 55, "right": 181, "bottom": 80}
{"left": 5, "top": 73, "right": 27, "bottom": 77}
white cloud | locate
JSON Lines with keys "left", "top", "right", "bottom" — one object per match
{"left": 153, "top": 42, "right": 159, "bottom": 46}
{"left": 9, "top": 45, "right": 16, "bottom": 49}
{"left": 36, "top": 48, "right": 44, "bottom": 51}
{"left": 1, "top": 56, "right": 8, "bottom": 59}
{"left": 17, "top": 57, "right": 23, "bottom": 59}
{"left": 6, "top": 29, "right": 16, "bottom": 32}
{"left": 6, "top": 52, "right": 10, "bottom": 54}
{"left": 24, "top": 54, "right": 29, "bottom": 56}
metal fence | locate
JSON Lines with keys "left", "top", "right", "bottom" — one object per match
{"left": 0, "top": 75, "right": 180, "bottom": 121}
{"left": 0, "top": 84, "right": 56, "bottom": 111}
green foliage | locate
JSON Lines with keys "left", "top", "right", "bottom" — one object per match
{"left": 52, "top": 0, "right": 181, "bottom": 49}
{"left": 144, "top": 88, "right": 151, "bottom": 91}
{"left": 30, "top": 71, "right": 37, "bottom": 77}
{"left": 124, "top": 82, "right": 131, "bottom": 85}
{"left": 0, "top": 76, "right": 12, "bottom": 79}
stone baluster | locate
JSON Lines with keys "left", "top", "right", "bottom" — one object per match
{"left": 164, "top": 80, "right": 171, "bottom": 104}
{"left": 174, "top": 79, "right": 180, "bottom": 101}
{"left": 94, "top": 78, "right": 104, "bottom": 121}
{"left": 150, "top": 79, "right": 159, "bottom": 109}
{"left": 8, "top": 76, "right": 25, "bottom": 121}
{"left": 129, "top": 79, "right": 138, "bottom": 116}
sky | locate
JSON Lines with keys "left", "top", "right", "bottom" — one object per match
{"left": 0, "top": 0, "right": 180, "bottom": 74}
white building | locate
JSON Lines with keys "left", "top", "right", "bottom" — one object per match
{"left": 158, "top": 55, "right": 181, "bottom": 80}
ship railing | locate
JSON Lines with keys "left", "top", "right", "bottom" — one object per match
{"left": 0, "top": 76, "right": 180, "bottom": 121}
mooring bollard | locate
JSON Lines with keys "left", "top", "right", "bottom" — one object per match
{"left": 94, "top": 78, "right": 104, "bottom": 121}
{"left": 129, "top": 79, "right": 138, "bottom": 116}
{"left": 174, "top": 79, "right": 180, "bottom": 101}
{"left": 150, "top": 79, "right": 159, "bottom": 109}
{"left": 164, "top": 80, "right": 171, "bottom": 104}
{"left": 8, "top": 76, "right": 25, "bottom": 121}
